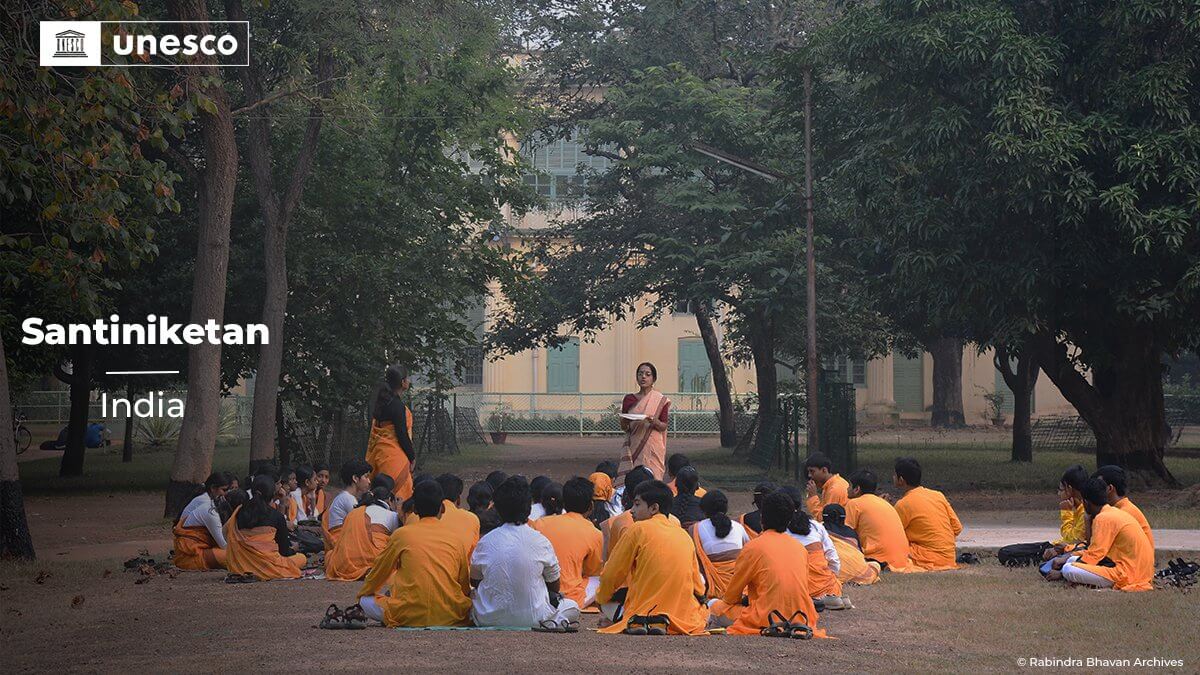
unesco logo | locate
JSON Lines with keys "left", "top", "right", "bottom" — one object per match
{"left": 53, "top": 29, "right": 88, "bottom": 58}
{"left": 40, "top": 20, "right": 249, "bottom": 67}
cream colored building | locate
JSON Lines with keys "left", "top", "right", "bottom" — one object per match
{"left": 467, "top": 128, "right": 1075, "bottom": 426}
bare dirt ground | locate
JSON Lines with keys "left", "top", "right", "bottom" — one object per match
{"left": 3, "top": 435, "right": 1199, "bottom": 672}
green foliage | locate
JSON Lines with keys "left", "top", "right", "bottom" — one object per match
{"left": 492, "top": 1, "right": 890, "bottom": 381}
{"left": 271, "top": 2, "right": 532, "bottom": 415}
{"left": 1, "top": 0, "right": 183, "bottom": 386}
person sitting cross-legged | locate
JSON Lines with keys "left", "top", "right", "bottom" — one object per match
{"left": 1046, "top": 476, "right": 1154, "bottom": 592}
{"left": 596, "top": 480, "right": 709, "bottom": 635}
{"left": 804, "top": 453, "right": 849, "bottom": 522}
{"left": 893, "top": 457, "right": 962, "bottom": 571}
{"left": 355, "top": 480, "right": 473, "bottom": 627}
{"left": 708, "top": 491, "right": 827, "bottom": 637}
{"left": 845, "top": 469, "right": 912, "bottom": 572}
{"left": 470, "top": 476, "right": 581, "bottom": 630}
{"left": 533, "top": 477, "right": 604, "bottom": 609}
{"left": 1093, "top": 465, "right": 1154, "bottom": 549}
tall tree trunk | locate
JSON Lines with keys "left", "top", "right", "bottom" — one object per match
{"left": 693, "top": 302, "right": 736, "bottom": 448}
{"left": 0, "top": 333, "right": 35, "bottom": 560}
{"left": 58, "top": 344, "right": 92, "bottom": 477}
{"left": 747, "top": 308, "right": 778, "bottom": 447}
{"left": 928, "top": 337, "right": 965, "bottom": 428}
{"left": 164, "top": 0, "right": 240, "bottom": 519}
{"left": 275, "top": 394, "right": 290, "bottom": 471}
{"left": 122, "top": 382, "right": 135, "bottom": 463}
{"left": 996, "top": 344, "right": 1039, "bottom": 462}
{"left": 1032, "top": 330, "right": 1176, "bottom": 485}
{"left": 226, "top": 0, "right": 331, "bottom": 475}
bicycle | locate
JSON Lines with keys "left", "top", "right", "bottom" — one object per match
{"left": 12, "top": 409, "right": 32, "bottom": 455}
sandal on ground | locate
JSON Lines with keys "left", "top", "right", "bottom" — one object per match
{"left": 318, "top": 604, "right": 346, "bottom": 629}
{"left": 759, "top": 609, "right": 813, "bottom": 640}
{"left": 533, "top": 618, "right": 579, "bottom": 633}
{"left": 341, "top": 603, "right": 368, "bottom": 629}
{"left": 626, "top": 606, "right": 668, "bottom": 635}
{"left": 622, "top": 616, "right": 648, "bottom": 635}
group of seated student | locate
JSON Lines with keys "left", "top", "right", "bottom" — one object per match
{"left": 1040, "top": 464, "right": 1155, "bottom": 591}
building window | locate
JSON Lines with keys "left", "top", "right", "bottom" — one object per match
{"left": 521, "top": 129, "right": 613, "bottom": 202}
{"left": 463, "top": 346, "right": 484, "bottom": 387}
{"left": 824, "top": 357, "right": 867, "bottom": 388}
{"left": 678, "top": 338, "right": 712, "bottom": 393}
{"left": 547, "top": 337, "right": 580, "bottom": 393}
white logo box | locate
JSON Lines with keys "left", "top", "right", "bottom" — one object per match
{"left": 39, "top": 20, "right": 250, "bottom": 67}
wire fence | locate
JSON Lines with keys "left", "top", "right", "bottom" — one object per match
{"left": 449, "top": 391, "right": 756, "bottom": 435}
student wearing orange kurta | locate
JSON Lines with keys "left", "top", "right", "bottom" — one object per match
{"left": 822, "top": 504, "right": 881, "bottom": 585}
{"left": 893, "top": 457, "right": 962, "bottom": 571}
{"left": 804, "top": 453, "right": 849, "bottom": 522}
{"left": 709, "top": 492, "right": 826, "bottom": 637}
{"left": 365, "top": 364, "right": 416, "bottom": 502}
{"left": 1094, "top": 465, "right": 1154, "bottom": 549}
{"left": 596, "top": 480, "right": 709, "bottom": 635}
{"left": 405, "top": 474, "right": 481, "bottom": 555}
{"left": 845, "top": 469, "right": 912, "bottom": 571}
{"left": 1048, "top": 477, "right": 1155, "bottom": 592}
{"left": 533, "top": 477, "right": 604, "bottom": 608}
{"left": 324, "top": 487, "right": 400, "bottom": 581}
{"left": 601, "top": 466, "right": 652, "bottom": 558}
{"left": 225, "top": 476, "right": 307, "bottom": 580}
{"left": 173, "top": 472, "right": 232, "bottom": 571}
{"left": 356, "top": 481, "right": 473, "bottom": 626}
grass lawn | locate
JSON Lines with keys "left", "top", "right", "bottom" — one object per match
{"left": 18, "top": 443, "right": 252, "bottom": 495}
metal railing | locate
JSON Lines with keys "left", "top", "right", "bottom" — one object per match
{"left": 449, "top": 391, "right": 753, "bottom": 435}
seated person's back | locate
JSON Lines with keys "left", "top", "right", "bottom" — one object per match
{"left": 356, "top": 480, "right": 472, "bottom": 627}
{"left": 471, "top": 476, "right": 581, "bottom": 628}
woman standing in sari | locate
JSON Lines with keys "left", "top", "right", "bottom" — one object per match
{"left": 365, "top": 364, "right": 416, "bottom": 502}
{"left": 616, "top": 362, "right": 670, "bottom": 483}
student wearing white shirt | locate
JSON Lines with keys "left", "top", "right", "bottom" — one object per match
{"left": 290, "top": 464, "right": 322, "bottom": 523}
{"left": 325, "top": 459, "right": 374, "bottom": 547}
{"left": 783, "top": 486, "right": 851, "bottom": 610}
{"left": 529, "top": 476, "right": 552, "bottom": 521}
{"left": 174, "top": 472, "right": 232, "bottom": 570}
{"left": 469, "top": 476, "right": 581, "bottom": 630}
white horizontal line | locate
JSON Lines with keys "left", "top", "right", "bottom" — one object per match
{"left": 104, "top": 370, "right": 180, "bottom": 375}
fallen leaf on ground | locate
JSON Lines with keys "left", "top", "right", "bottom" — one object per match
{"left": 71, "top": 595, "right": 85, "bottom": 608}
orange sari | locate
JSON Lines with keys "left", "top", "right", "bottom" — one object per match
{"left": 224, "top": 506, "right": 306, "bottom": 580}
{"left": 172, "top": 522, "right": 226, "bottom": 571}
{"left": 803, "top": 541, "right": 843, "bottom": 598}
{"left": 365, "top": 407, "right": 414, "bottom": 501}
{"left": 616, "top": 390, "right": 669, "bottom": 483}
{"left": 691, "top": 526, "right": 739, "bottom": 599}
{"left": 325, "top": 507, "right": 392, "bottom": 581}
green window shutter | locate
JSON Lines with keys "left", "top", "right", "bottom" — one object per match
{"left": 893, "top": 354, "right": 924, "bottom": 413}
{"left": 678, "top": 338, "right": 712, "bottom": 393}
{"left": 547, "top": 337, "right": 580, "bottom": 393}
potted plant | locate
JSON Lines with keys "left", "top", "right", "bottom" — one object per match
{"left": 982, "top": 390, "right": 1007, "bottom": 427}
{"left": 487, "top": 403, "right": 509, "bottom": 444}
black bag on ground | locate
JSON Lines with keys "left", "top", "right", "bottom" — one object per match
{"left": 998, "top": 541, "right": 1051, "bottom": 567}
{"left": 292, "top": 528, "right": 325, "bottom": 554}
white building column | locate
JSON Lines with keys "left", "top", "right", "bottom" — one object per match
{"left": 864, "top": 355, "right": 896, "bottom": 423}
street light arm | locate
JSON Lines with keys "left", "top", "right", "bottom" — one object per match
{"left": 684, "top": 142, "right": 793, "bottom": 184}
